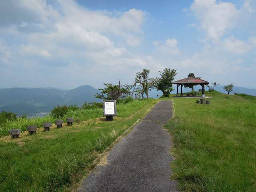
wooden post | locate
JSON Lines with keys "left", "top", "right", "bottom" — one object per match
{"left": 181, "top": 84, "right": 183, "bottom": 96}
{"left": 176, "top": 84, "right": 179, "bottom": 95}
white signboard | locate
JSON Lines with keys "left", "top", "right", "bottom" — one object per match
{"left": 104, "top": 101, "right": 116, "bottom": 116}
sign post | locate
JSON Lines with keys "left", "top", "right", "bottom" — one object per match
{"left": 104, "top": 100, "right": 117, "bottom": 121}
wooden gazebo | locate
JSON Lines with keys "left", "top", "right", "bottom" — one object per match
{"left": 173, "top": 77, "right": 209, "bottom": 96}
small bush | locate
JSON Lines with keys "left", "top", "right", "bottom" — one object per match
{"left": 118, "top": 96, "right": 133, "bottom": 104}
{"left": 51, "top": 106, "right": 69, "bottom": 118}
{"left": 67, "top": 105, "right": 79, "bottom": 111}
{"left": 0, "top": 111, "right": 17, "bottom": 125}
{"left": 82, "top": 102, "right": 103, "bottom": 110}
{"left": 51, "top": 105, "right": 80, "bottom": 118}
{"left": 234, "top": 93, "right": 249, "bottom": 97}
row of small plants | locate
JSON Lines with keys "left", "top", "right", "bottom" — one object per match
{"left": 0, "top": 102, "right": 104, "bottom": 137}
{"left": 0, "top": 97, "right": 134, "bottom": 137}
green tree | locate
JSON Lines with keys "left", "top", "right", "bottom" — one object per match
{"left": 122, "top": 84, "right": 133, "bottom": 97}
{"left": 133, "top": 84, "right": 144, "bottom": 99}
{"left": 154, "top": 68, "right": 177, "bottom": 97}
{"left": 224, "top": 84, "right": 234, "bottom": 95}
{"left": 188, "top": 73, "right": 195, "bottom": 78}
{"left": 185, "top": 73, "right": 196, "bottom": 92}
{"left": 134, "top": 69, "right": 152, "bottom": 99}
{"left": 96, "top": 83, "right": 130, "bottom": 100}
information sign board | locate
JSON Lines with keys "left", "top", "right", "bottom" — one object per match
{"left": 104, "top": 100, "right": 117, "bottom": 116}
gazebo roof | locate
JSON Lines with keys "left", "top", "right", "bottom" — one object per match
{"left": 173, "top": 77, "right": 209, "bottom": 85}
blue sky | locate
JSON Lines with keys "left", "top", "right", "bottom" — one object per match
{"left": 0, "top": 0, "right": 255, "bottom": 89}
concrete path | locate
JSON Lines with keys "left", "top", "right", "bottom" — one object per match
{"left": 78, "top": 101, "right": 177, "bottom": 192}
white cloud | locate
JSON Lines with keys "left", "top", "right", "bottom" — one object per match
{"left": 0, "top": 0, "right": 256, "bottom": 90}
{"left": 191, "top": 0, "right": 239, "bottom": 41}
{"left": 153, "top": 38, "right": 180, "bottom": 55}
{"left": 0, "top": 0, "right": 147, "bottom": 88}
{"left": 223, "top": 37, "right": 252, "bottom": 54}
{"left": 0, "top": 0, "right": 58, "bottom": 27}
{"left": 186, "top": 0, "right": 256, "bottom": 88}
{"left": 21, "top": 45, "right": 51, "bottom": 57}
{"left": 55, "top": 1, "right": 144, "bottom": 46}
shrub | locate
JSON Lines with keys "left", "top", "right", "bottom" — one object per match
{"left": 118, "top": 96, "right": 133, "bottom": 104}
{"left": 82, "top": 102, "right": 103, "bottom": 110}
{"left": 51, "top": 106, "right": 69, "bottom": 118}
{"left": 0, "top": 111, "right": 17, "bottom": 125}
{"left": 234, "top": 93, "right": 249, "bottom": 96}
{"left": 67, "top": 105, "right": 79, "bottom": 111}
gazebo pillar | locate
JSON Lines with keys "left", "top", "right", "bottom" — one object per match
{"left": 202, "top": 84, "right": 205, "bottom": 96}
{"left": 176, "top": 84, "right": 179, "bottom": 95}
{"left": 181, "top": 84, "right": 183, "bottom": 96}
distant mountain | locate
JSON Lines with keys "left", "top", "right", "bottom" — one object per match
{"left": 214, "top": 85, "right": 256, "bottom": 96}
{"left": 190, "top": 85, "right": 256, "bottom": 96}
{"left": 64, "top": 85, "right": 99, "bottom": 105}
{"left": 0, "top": 85, "right": 99, "bottom": 115}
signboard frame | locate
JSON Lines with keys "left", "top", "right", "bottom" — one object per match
{"left": 103, "top": 100, "right": 117, "bottom": 116}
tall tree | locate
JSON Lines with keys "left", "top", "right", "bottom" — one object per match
{"left": 154, "top": 68, "right": 177, "bottom": 97}
{"left": 134, "top": 69, "right": 151, "bottom": 99}
{"left": 96, "top": 83, "right": 129, "bottom": 100}
{"left": 224, "top": 84, "right": 234, "bottom": 95}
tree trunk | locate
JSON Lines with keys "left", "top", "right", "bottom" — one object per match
{"left": 163, "top": 91, "right": 169, "bottom": 97}
{"left": 146, "top": 89, "right": 149, "bottom": 99}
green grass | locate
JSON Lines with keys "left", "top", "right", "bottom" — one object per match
{"left": 0, "top": 107, "right": 104, "bottom": 137}
{"left": 166, "top": 92, "right": 256, "bottom": 191}
{"left": 0, "top": 99, "right": 157, "bottom": 191}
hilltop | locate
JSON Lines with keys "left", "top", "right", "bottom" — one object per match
{"left": 0, "top": 92, "right": 255, "bottom": 191}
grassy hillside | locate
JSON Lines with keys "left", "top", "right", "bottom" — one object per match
{"left": 167, "top": 92, "right": 256, "bottom": 191}
{"left": 0, "top": 99, "right": 157, "bottom": 191}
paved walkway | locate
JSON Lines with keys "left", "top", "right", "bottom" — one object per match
{"left": 78, "top": 101, "right": 177, "bottom": 192}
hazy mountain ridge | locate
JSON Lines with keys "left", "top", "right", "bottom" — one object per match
{"left": 150, "top": 85, "right": 256, "bottom": 97}
{"left": 0, "top": 85, "right": 99, "bottom": 115}
{"left": 192, "top": 85, "right": 256, "bottom": 96}
{"left": 215, "top": 85, "right": 256, "bottom": 96}
{"left": 0, "top": 84, "right": 255, "bottom": 115}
